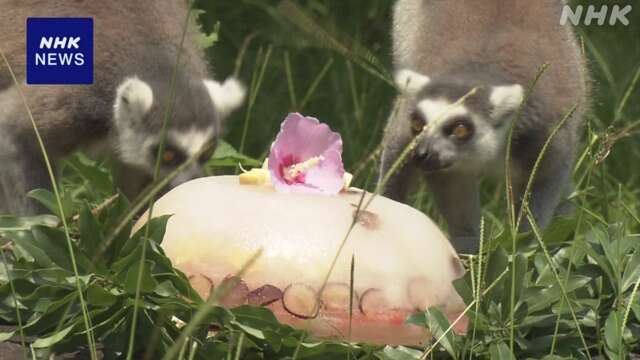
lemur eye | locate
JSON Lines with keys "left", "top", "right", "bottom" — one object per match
{"left": 453, "top": 124, "right": 471, "bottom": 140}
{"left": 162, "top": 150, "right": 177, "bottom": 164}
{"left": 410, "top": 111, "right": 426, "bottom": 135}
{"left": 444, "top": 118, "right": 474, "bottom": 142}
{"left": 152, "top": 144, "right": 186, "bottom": 166}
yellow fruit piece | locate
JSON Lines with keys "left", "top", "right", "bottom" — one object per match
{"left": 239, "top": 169, "right": 270, "bottom": 185}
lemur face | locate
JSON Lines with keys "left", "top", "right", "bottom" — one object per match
{"left": 112, "top": 76, "right": 246, "bottom": 188}
{"left": 394, "top": 69, "right": 523, "bottom": 174}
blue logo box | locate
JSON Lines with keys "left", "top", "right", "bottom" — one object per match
{"left": 26, "top": 17, "right": 93, "bottom": 85}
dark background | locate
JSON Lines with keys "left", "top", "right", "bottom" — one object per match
{"left": 194, "top": 0, "right": 640, "bottom": 220}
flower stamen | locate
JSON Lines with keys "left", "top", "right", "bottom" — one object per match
{"left": 284, "top": 156, "right": 324, "bottom": 184}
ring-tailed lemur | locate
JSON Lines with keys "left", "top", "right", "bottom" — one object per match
{"left": 0, "top": 1, "right": 245, "bottom": 215}
{"left": 381, "top": 0, "right": 589, "bottom": 253}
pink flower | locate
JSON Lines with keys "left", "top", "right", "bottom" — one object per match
{"left": 268, "top": 113, "right": 345, "bottom": 195}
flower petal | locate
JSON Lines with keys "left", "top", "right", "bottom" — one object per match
{"left": 272, "top": 113, "right": 342, "bottom": 160}
{"left": 268, "top": 113, "right": 345, "bottom": 195}
{"left": 304, "top": 150, "right": 345, "bottom": 195}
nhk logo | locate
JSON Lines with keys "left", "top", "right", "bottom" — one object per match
{"left": 27, "top": 18, "right": 93, "bottom": 85}
{"left": 36, "top": 36, "right": 85, "bottom": 66}
{"left": 560, "top": 4, "right": 632, "bottom": 26}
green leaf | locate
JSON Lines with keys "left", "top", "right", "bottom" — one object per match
{"left": 510, "top": 253, "right": 528, "bottom": 304}
{"left": 231, "top": 320, "right": 266, "bottom": 340}
{"left": 600, "top": 225, "right": 628, "bottom": 274}
{"left": 542, "top": 217, "right": 577, "bottom": 245}
{"left": 526, "top": 274, "right": 592, "bottom": 312}
{"left": 87, "top": 284, "right": 118, "bottom": 307}
{"left": 576, "top": 238, "right": 617, "bottom": 291}
{"left": 232, "top": 305, "right": 281, "bottom": 330}
{"left": 111, "top": 245, "right": 144, "bottom": 280}
{"left": 0, "top": 331, "right": 15, "bottom": 342}
{"left": 622, "top": 249, "right": 640, "bottom": 292}
{"left": 379, "top": 345, "right": 422, "bottom": 360}
{"left": 0, "top": 215, "right": 59, "bottom": 232}
{"left": 124, "top": 260, "right": 158, "bottom": 294}
{"left": 20, "top": 291, "right": 79, "bottom": 336}
{"left": 207, "top": 140, "right": 262, "bottom": 168}
{"left": 63, "top": 152, "right": 113, "bottom": 194}
{"left": 122, "top": 215, "right": 172, "bottom": 256}
{"left": 10, "top": 230, "right": 54, "bottom": 267}
{"left": 604, "top": 311, "right": 624, "bottom": 357}
{"left": 154, "top": 280, "right": 180, "bottom": 298}
{"left": 407, "top": 308, "right": 458, "bottom": 359}
{"left": 452, "top": 276, "right": 474, "bottom": 304}
{"left": 32, "top": 324, "right": 75, "bottom": 348}
{"left": 79, "top": 202, "right": 104, "bottom": 256}
{"left": 485, "top": 247, "right": 509, "bottom": 303}
{"left": 33, "top": 227, "right": 72, "bottom": 270}
{"left": 20, "top": 286, "right": 67, "bottom": 311}
{"left": 100, "top": 192, "right": 132, "bottom": 262}
{"left": 27, "top": 189, "right": 73, "bottom": 218}
{"left": 632, "top": 301, "right": 640, "bottom": 322}
{"left": 199, "top": 21, "right": 220, "bottom": 49}
{"left": 488, "top": 342, "right": 515, "bottom": 360}
{"left": 31, "top": 226, "right": 92, "bottom": 273}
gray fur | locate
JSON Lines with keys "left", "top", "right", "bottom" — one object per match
{"left": 381, "top": 0, "right": 590, "bottom": 253}
{"left": 0, "top": 1, "right": 245, "bottom": 215}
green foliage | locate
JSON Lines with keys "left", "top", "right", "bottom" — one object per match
{"left": 206, "top": 140, "right": 262, "bottom": 171}
{"left": 1, "top": 156, "right": 640, "bottom": 358}
{"left": 0, "top": 190, "right": 199, "bottom": 357}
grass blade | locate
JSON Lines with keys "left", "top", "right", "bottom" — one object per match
{"left": 503, "top": 64, "right": 549, "bottom": 353}
{"left": 284, "top": 51, "right": 298, "bottom": 110}
{"left": 299, "top": 57, "right": 334, "bottom": 109}
{"left": 126, "top": 3, "right": 194, "bottom": 358}
{"left": 233, "top": 332, "right": 245, "bottom": 360}
{"left": 582, "top": 35, "right": 617, "bottom": 99}
{"left": 615, "top": 60, "right": 640, "bottom": 123}
{"left": 238, "top": 45, "right": 273, "bottom": 157}
{"left": 526, "top": 209, "right": 592, "bottom": 359}
{"left": 466, "top": 217, "right": 486, "bottom": 360}
{"left": 276, "top": 0, "right": 392, "bottom": 86}
{"left": 0, "top": 46, "right": 98, "bottom": 360}
{"left": 348, "top": 254, "right": 355, "bottom": 342}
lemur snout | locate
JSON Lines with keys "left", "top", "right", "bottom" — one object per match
{"left": 415, "top": 147, "right": 449, "bottom": 172}
{"left": 415, "top": 145, "right": 431, "bottom": 161}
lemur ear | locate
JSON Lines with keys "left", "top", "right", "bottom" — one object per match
{"left": 394, "top": 69, "right": 431, "bottom": 95}
{"left": 490, "top": 84, "right": 524, "bottom": 119}
{"left": 114, "top": 77, "right": 154, "bottom": 124}
{"left": 203, "top": 78, "right": 246, "bottom": 116}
